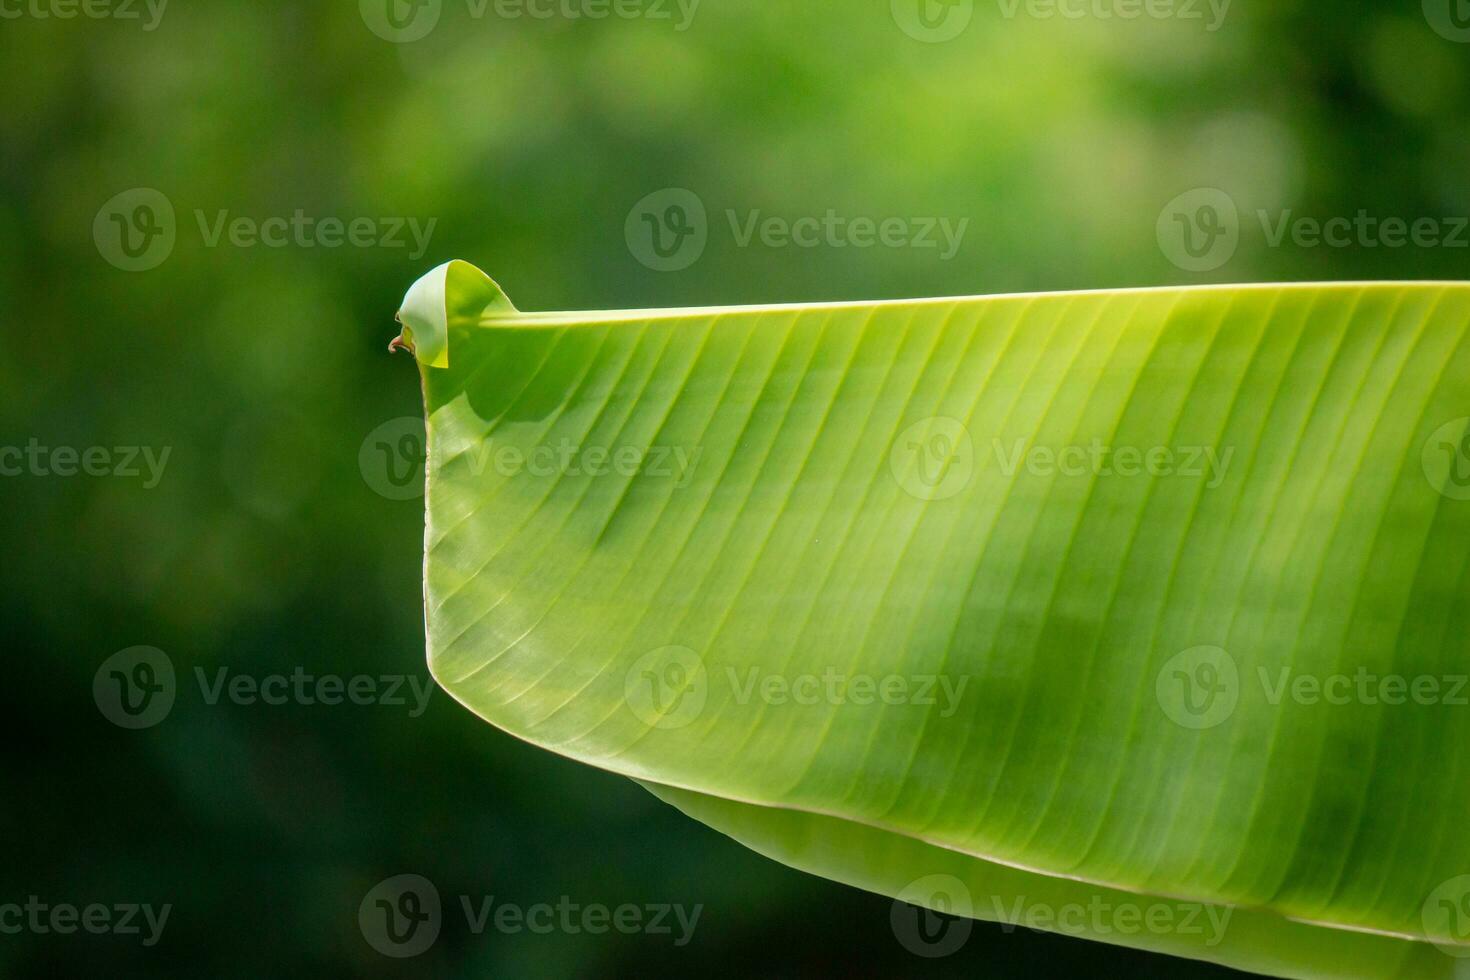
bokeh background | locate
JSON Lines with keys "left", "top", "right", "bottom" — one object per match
{"left": 4, "top": 0, "right": 1468, "bottom": 975}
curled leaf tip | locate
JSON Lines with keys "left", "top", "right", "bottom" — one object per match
{"left": 395, "top": 260, "right": 518, "bottom": 370}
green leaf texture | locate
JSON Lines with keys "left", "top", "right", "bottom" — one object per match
{"left": 402, "top": 261, "right": 1470, "bottom": 978}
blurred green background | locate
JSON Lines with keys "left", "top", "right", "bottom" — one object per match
{"left": 3, "top": 0, "right": 1466, "bottom": 975}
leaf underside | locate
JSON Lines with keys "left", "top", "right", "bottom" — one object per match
{"left": 407, "top": 262, "right": 1470, "bottom": 979}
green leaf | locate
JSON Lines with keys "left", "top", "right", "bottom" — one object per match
{"left": 402, "top": 261, "right": 1470, "bottom": 978}
{"left": 641, "top": 781, "right": 1455, "bottom": 978}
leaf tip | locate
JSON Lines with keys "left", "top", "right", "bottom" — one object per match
{"left": 395, "top": 260, "right": 517, "bottom": 369}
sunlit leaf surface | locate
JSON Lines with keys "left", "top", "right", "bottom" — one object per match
{"left": 405, "top": 260, "right": 1470, "bottom": 979}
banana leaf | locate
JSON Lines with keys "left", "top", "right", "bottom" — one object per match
{"left": 395, "top": 260, "right": 1470, "bottom": 978}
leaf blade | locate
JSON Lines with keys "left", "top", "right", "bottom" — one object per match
{"left": 413, "top": 265, "right": 1470, "bottom": 975}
